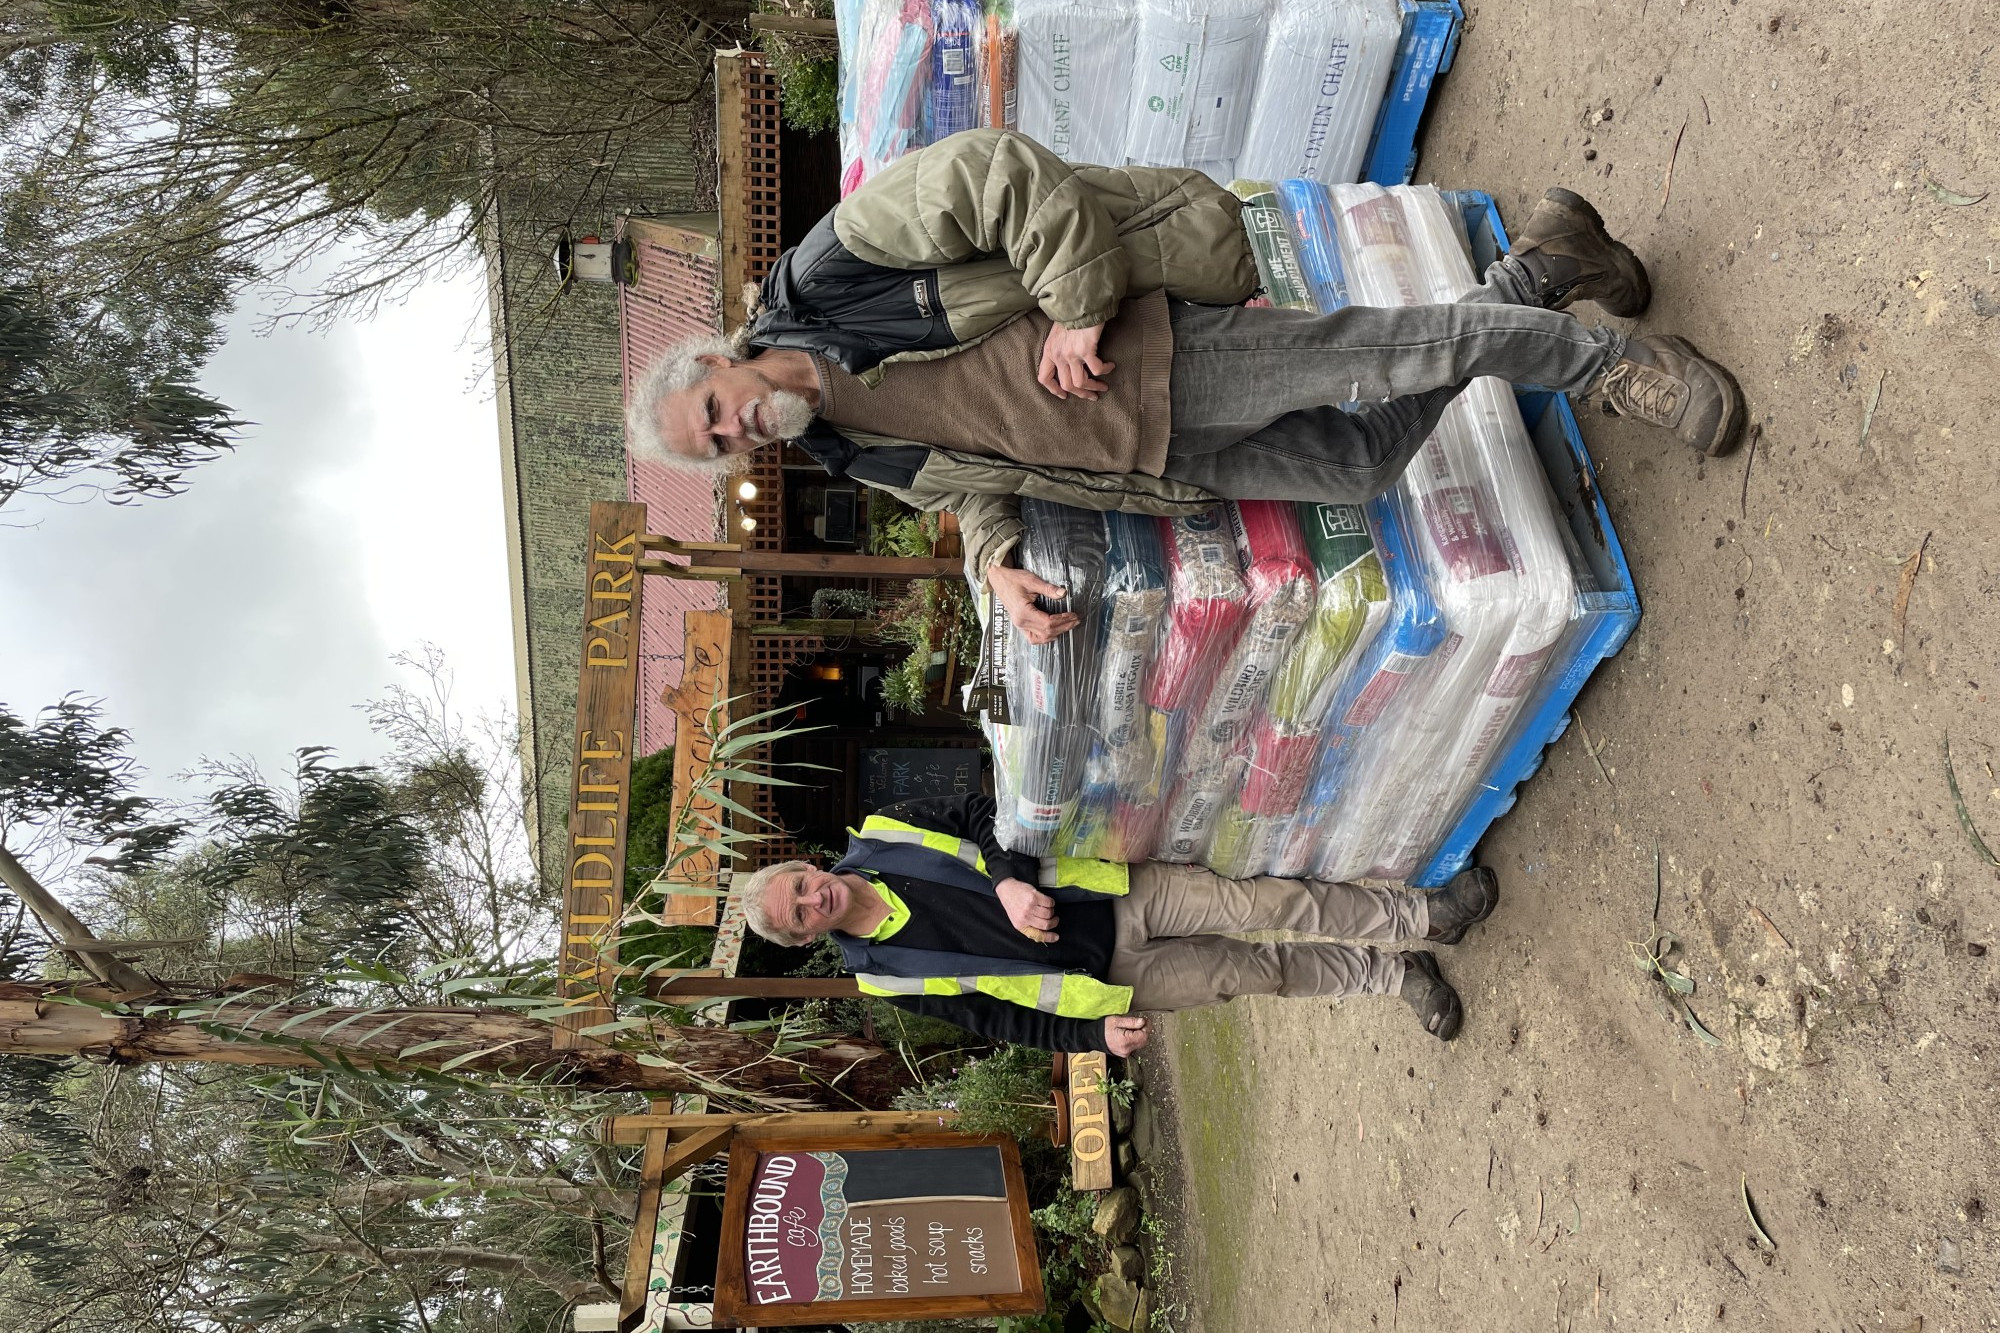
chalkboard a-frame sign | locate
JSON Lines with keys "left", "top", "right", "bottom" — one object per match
{"left": 712, "top": 1130, "right": 1044, "bottom": 1327}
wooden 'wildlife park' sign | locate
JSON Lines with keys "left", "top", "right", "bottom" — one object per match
{"left": 555, "top": 501, "right": 647, "bottom": 1048}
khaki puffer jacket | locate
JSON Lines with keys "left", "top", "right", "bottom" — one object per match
{"left": 748, "top": 129, "right": 1258, "bottom": 577}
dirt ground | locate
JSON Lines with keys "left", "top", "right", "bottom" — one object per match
{"left": 1141, "top": 3, "right": 2000, "bottom": 1331}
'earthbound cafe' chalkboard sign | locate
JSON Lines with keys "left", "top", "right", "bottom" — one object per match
{"left": 713, "top": 1132, "right": 1044, "bottom": 1327}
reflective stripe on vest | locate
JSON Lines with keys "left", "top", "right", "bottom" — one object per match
{"left": 1037, "top": 855, "right": 1132, "bottom": 897}
{"left": 857, "top": 814, "right": 988, "bottom": 876}
{"left": 856, "top": 971, "right": 1133, "bottom": 1019}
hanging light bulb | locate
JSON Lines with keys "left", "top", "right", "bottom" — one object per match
{"left": 740, "top": 515, "right": 757, "bottom": 532}
{"left": 736, "top": 480, "right": 759, "bottom": 501}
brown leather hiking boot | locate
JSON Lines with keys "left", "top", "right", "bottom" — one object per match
{"left": 1398, "top": 952, "right": 1464, "bottom": 1041}
{"left": 1508, "top": 188, "right": 1652, "bottom": 317}
{"left": 1591, "top": 334, "right": 1748, "bottom": 456}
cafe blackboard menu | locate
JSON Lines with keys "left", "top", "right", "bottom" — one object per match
{"left": 861, "top": 747, "right": 983, "bottom": 809}
{"left": 713, "top": 1132, "right": 1043, "bottom": 1327}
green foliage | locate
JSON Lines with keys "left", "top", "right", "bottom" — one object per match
{"left": 0, "top": 693, "right": 186, "bottom": 871}
{"left": 894, "top": 1043, "right": 1055, "bottom": 1140}
{"left": 0, "top": 285, "right": 242, "bottom": 509}
{"left": 872, "top": 510, "right": 941, "bottom": 558}
{"left": 780, "top": 57, "right": 839, "bottom": 133}
{"left": 875, "top": 570, "right": 982, "bottom": 717}
{"left": 808, "top": 585, "right": 878, "bottom": 620}
{"left": 1023, "top": 1184, "right": 1114, "bottom": 1333}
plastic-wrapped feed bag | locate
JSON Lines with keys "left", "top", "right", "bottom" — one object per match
{"left": 981, "top": 0, "right": 1020, "bottom": 128}
{"left": 928, "top": 0, "right": 984, "bottom": 140}
{"left": 1016, "top": 0, "right": 1136, "bottom": 164}
{"left": 1267, "top": 489, "right": 1446, "bottom": 876}
{"left": 1277, "top": 178, "right": 1352, "bottom": 314}
{"left": 1236, "top": 0, "right": 1402, "bottom": 186}
{"left": 1125, "top": 0, "right": 1269, "bottom": 170}
{"left": 1067, "top": 511, "right": 1170, "bottom": 859}
{"left": 1364, "top": 187, "right": 1579, "bottom": 877}
{"left": 1101, "top": 505, "right": 1248, "bottom": 860}
{"left": 1304, "top": 184, "right": 1578, "bottom": 881}
{"left": 1156, "top": 501, "right": 1316, "bottom": 862}
{"left": 1231, "top": 181, "right": 1315, "bottom": 311}
{"left": 838, "top": 0, "right": 934, "bottom": 195}
{"left": 1087, "top": 512, "right": 1172, "bottom": 793}
{"left": 992, "top": 499, "right": 1111, "bottom": 853}
{"left": 1205, "top": 503, "right": 1386, "bottom": 877}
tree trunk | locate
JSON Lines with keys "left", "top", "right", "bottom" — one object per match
{"left": 0, "top": 982, "right": 909, "bottom": 1107}
{"left": 0, "top": 846, "right": 156, "bottom": 993}
{"left": 294, "top": 1236, "right": 613, "bottom": 1305}
{"left": 333, "top": 1176, "right": 635, "bottom": 1221}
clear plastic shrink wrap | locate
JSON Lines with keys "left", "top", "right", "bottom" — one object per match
{"left": 1069, "top": 511, "right": 1171, "bottom": 860}
{"left": 838, "top": 0, "right": 934, "bottom": 194}
{"left": 1015, "top": 0, "right": 1137, "bottom": 164}
{"left": 1206, "top": 501, "right": 1389, "bottom": 877}
{"left": 1302, "top": 184, "right": 1578, "bottom": 882}
{"left": 1229, "top": 180, "right": 1315, "bottom": 310}
{"left": 981, "top": 0, "right": 1020, "bottom": 128}
{"left": 1235, "top": 0, "right": 1402, "bottom": 186}
{"left": 990, "top": 499, "right": 1110, "bottom": 854}
{"left": 1124, "top": 0, "right": 1269, "bottom": 172}
{"left": 1155, "top": 501, "right": 1316, "bottom": 862}
{"left": 929, "top": 0, "right": 985, "bottom": 140}
{"left": 1102, "top": 505, "right": 1249, "bottom": 859}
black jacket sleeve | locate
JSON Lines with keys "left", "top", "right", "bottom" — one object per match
{"left": 883, "top": 993, "right": 1110, "bottom": 1054}
{"left": 869, "top": 791, "right": 1039, "bottom": 887}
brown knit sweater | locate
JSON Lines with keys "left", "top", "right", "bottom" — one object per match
{"left": 812, "top": 291, "right": 1173, "bottom": 476}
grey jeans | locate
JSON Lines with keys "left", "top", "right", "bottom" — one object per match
{"left": 1162, "top": 255, "right": 1624, "bottom": 501}
{"left": 1106, "top": 862, "right": 1428, "bottom": 1011}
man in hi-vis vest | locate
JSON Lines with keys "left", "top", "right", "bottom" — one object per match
{"left": 739, "top": 792, "right": 1496, "bottom": 1054}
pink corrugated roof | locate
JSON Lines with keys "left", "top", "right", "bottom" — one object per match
{"left": 620, "top": 229, "right": 728, "bottom": 756}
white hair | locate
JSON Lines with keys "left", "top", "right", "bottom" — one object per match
{"left": 626, "top": 331, "right": 756, "bottom": 476}
{"left": 738, "top": 860, "right": 816, "bottom": 947}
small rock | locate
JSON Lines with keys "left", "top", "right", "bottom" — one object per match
{"left": 1096, "top": 1273, "right": 1141, "bottom": 1330}
{"left": 1969, "top": 943, "right": 1988, "bottom": 958}
{"left": 1601, "top": 104, "right": 1615, "bottom": 121}
{"left": 1130, "top": 1094, "right": 1160, "bottom": 1162}
{"left": 1133, "top": 1285, "right": 1153, "bottom": 1332}
{"left": 1973, "top": 290, "right": 2000, "bottom": 319}
{"left": 1937, "top": 1238, "right": 1964, "bottom": 1275}
{"left": 1110, "top": 1094, "right": 1134, "bottom": 1137}
{"left": 1117, "top": 1140, "right": 1137, "bottom": 1175}
{"left": 1093, "top": 1187, "right": 1141, "bottom": 1244}
{"left": 1110, "top": 1245, "right": 1145, "bottom": 1281}
{"left": 1129, "top": 1164, "right": 1155, "bottom": 1212}
{"left": 1584, "top": 148, "right": 1598, "bottom": 161}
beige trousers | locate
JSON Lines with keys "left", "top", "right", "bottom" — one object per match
{"left": 1106, "top": 862, "right": 1427, "bottom": 1012}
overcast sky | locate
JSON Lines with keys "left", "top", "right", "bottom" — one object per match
{"left": 0, "top": 264, "right": 516, "bottom": 801}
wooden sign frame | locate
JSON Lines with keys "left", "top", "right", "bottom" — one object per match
{"left": 711, "top": 1130, "right": 1045, "bottom": 1328}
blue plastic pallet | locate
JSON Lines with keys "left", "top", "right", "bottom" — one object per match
{"left": 1361, "top": 0, "right": 1466, "bottom": 186}
{"left": 1410, "top": 192, "right": 1641, "bottom": 886}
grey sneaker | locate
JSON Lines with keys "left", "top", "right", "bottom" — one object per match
{"left": 1398, "top": 952, "right": 1464, "bottom": 1041}
{"left": 1425, "top": 866, "right": 1500, "bottom": 944}
{"left": 1591, "top": 334, "right": 1748, "bottom": 456}
{"left": 1507, "top": 187, "right": 1652, "bottom": 317}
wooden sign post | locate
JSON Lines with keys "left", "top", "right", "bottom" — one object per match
{"left": 713, "top": 1129, "right": 1044, "bottom": 1327}
{"left": 556, "top": 501, "right": 647, "bottom": 1048}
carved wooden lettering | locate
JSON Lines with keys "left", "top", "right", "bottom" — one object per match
{"left": 555, "top": 501, "right": 647, "bottom": 1048}
{"left": 1066, "top": 1051, "right": 1114, "bottom": 1192}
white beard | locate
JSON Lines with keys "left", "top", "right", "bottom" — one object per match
{"left": 751, "top": 388, "right": 817, "bottom": 443}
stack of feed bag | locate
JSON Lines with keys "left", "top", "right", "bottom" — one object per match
{"left": 836, "top": 0, "right": 1406, "bottom": 193}
{"left": 975, "top": 180, "right": 1596, "bottom": 883}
